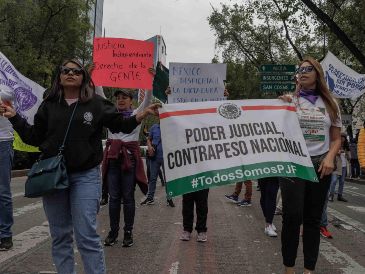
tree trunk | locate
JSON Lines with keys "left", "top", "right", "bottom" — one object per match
{"left": 301, "top": 0, "right": 365, "bottom": 69}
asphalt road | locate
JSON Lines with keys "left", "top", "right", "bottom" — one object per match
{"left": 1, "top": 177, "right": 365, "bottom": 274}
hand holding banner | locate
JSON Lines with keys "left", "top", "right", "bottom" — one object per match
{"left": 92, "top": 38, "right": 154, "bottom": 89}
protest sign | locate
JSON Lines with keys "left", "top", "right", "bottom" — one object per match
{"left": 0, "top": 51, "right": 45, "bottom": 125}
{"left": 160, "top": 99, "right": 317, "bottom": 197}
{"left": 0, "top": 51, "right": 44, "bottom": 152}
{"left": 92, "top": 37, "right": 154, "bottom": 89}
{"left": 321, "top": 51, "right": 365, "bottom": 99}
{"left": 168, "top": 63, "right": 226, "bottom": 103}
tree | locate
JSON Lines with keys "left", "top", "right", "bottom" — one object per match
{"left": 208, "top": 0, "right": 365, "bottom": 114}
{"left": 0, "top": 0, "right": 93, "bottom": 87}
{"left": 301, "top": 0, "right": 365, "bottom": 68}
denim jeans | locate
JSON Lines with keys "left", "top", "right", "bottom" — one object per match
{"left": 107, "top": 158, "right": 135, "bottom": 234}
{"left": 147, "top": 157, "right": 164, "bottom": 200}
{"left": 146, "top": 157, "right": 165, "bottom": 185}
{"left": 320, "top": 189, "right": 330, "bottom": 227}
{"left": 43, "top": 167, "right": 105, "bottom": 274}
{"left": 350, "top": 159, "right": 360, "bottom": 178}
{"left": 330, "top": 167, "right": 346, "bottom": 195}
{"left": 0, "top": 140, "right": 14, "bottom": 239}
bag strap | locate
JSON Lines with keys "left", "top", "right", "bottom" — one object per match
{"left": 58, "top": 101, "right": 79, "bottom": 154}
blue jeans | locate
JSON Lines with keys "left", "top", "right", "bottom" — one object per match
{"left": 107, "top": 158, "right": 135, "bottom": 234}
{"left": 330, "top": 167, "right": 347, "bottom": 195}
{"left": 0, "top": 140, "right": 14, "bottom": 239}
{"left": 43, "top": 167, "right": 105, "bottom": 274}
{"left": 147, "top": 157, "right": 164, "bottom": 200}
{"left": 320, "top": 189, "right": 330, "bottom": 227}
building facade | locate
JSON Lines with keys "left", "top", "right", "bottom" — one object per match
{"left": 146, "top": 35, "right": 167, "bottom": 67}
{"left": 89, "top": 0, "right": 104, "bottom": 39}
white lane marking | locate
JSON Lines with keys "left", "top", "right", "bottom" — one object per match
{"left": 347, "top": 206, "right": 365, "bottom": 213}
{"left": 343, "top": 189, "right": 365, "bottom": 198}
{"left": 328, "top": 207, "right": 365, "bottom": 233}
{"left": 320, "top": 239, "right": 365, "bottom": 274}
{"left": 12, "top": 192, "right": 25, "bottom": 198}
{"left": 0, "top": 222, "right": 50, "bottom": 264}
{"left": 344, "top": 186, "right": 359, "bottom": 190}
{"left": 13, "top": 201, "right": 43, "bottom": 217}
{"left": 340, "top": 224, "right": 354, "bottom": 231}
{"left": 169, "top": 261, "right": 179, "bottom": 274}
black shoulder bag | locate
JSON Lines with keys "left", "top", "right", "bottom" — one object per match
{"left": 25, "top": 102, "right": 78, "bottom": 198}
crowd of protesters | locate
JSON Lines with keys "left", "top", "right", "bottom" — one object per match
{"left": 0, "top": 56, "right": 364, "bottom": 274}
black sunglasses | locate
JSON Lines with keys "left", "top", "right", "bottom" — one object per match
{"left": 297, "top": 65, "right": 314, "bottom": 74}
{"left": 60, "top": 66, "right": 84, "bottom": 76}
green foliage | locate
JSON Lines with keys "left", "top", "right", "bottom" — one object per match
{"left": 209, "top": 0, "right": 365, "bottom": 111}
{"left": 0, "top": 0, "right": 93, "bottom": 87}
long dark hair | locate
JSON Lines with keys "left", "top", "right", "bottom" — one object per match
{"left": 45, "top": 59, "right": 95, "bottom": 103}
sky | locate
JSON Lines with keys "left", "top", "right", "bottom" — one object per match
{"left": 103, "top": 0, "right": 235, "bottom": 66}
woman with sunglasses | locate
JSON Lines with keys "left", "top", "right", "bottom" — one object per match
{"left": 279, "top": 57, "right": 341, "bottom": 274}
{"left": 0, "top": 59, "right": 159, "bottom": 274}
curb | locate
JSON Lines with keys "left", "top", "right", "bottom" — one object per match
{"left": 11, "top": 169, "right": 29, "bottom": 178}
{"left": 346, "top": 177, "right": 365, "bottom": 185}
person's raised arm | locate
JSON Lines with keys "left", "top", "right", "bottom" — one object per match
{"left": 1, "top": 102, "right": 48, "bottom": 146}
{"left": 100, "top": 97, "right": 160, "bottom": 133}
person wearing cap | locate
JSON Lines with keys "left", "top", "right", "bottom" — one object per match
{"left": 102, "top": 82, "right": 153, "bottom": 248}
{"left": 0, "top": 59, "right": 159, "bottom": 274}
{"left": 0, "top": 89, "right": 15, "bottom": 251}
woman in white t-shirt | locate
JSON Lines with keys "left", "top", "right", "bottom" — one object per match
{"left": 280, "top": 57, "right": 341, "bottom": 274}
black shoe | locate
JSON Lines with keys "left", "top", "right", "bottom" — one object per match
{"left": 104, "top": 232, "right": 118, "bottom": 246}
{"left": 328, "top": 194, "right": 334, "bottom": 202}
{"left": 0, "top": 237, "right": 13, "bottom": 251}
{"left": 337, "top": 195, "right": 348, "bottom": 202}
{"left": 167, "top": 199, "right": 175, "bottom": 207}
{"left": 140, "top": 198, "right": 154, "bottom": 205}
{"left": 122, "top": 231, "right": 134, "bottom": 247}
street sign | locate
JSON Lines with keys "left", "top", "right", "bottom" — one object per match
{"left": 260, "top": 64, "right": 296, "bottom": 73}
{"left": 260, "top": 64, "right": 296, "bottom": 92}
{"left": 260, "top": 83, "right": 296, "bottom": 92}
{"left": 260, "top": 74, "right": 294, "bottom": 82}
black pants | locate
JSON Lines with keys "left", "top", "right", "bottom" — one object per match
{"left": 182, "top": 189, "right": 209, "bottom": 233}
{"left": 280, "top": 172, "right": 331, "bottom": 271}
{"left": 258, "top": 177, "right": 279, "bottom": 224}
{"left": 107, "top": 158, "right": 136, "bottom": 234}
{"left": 350, "top": 159, "right": 360, "bottom": 178}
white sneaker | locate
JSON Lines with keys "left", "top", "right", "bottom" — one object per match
{"left": 180, "top": 231, "right": 191, "bottom": 241}
{"left": 265, "top": 225, "right": 277, "bottom": 237}
{"left": 271, "top": 223, "right": 277, "bottom": 231}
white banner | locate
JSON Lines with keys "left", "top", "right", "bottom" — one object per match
{"left": 168, "top": 62, "right": 226, "bottom": 103}
{"left": 160, "top": 99, "right": 318, "bottom": 197}
{"left": 321, "top": 51, "right": 365, "bottom": 99}
{"left": 0, "top": 51, "right": 45, "bottom": 124}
